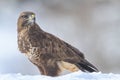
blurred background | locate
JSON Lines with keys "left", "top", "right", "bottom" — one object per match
{"left": 0, "top": 0, "right": 120, "bottom": 75}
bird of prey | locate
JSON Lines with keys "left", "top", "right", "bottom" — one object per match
{"left": 17, "top": 11, "right": 98, "bottom": 76}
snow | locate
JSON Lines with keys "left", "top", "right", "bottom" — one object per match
{"left": 0, "top": 71, "right": 120, "bottom": 80}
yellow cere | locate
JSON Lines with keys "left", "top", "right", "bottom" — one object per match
{"left": 31, "top": 14, "right": 35, "bottom": 18}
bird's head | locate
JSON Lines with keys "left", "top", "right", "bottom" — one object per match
{"left": 17, "top": 11, "right": 36, "bottom": 32}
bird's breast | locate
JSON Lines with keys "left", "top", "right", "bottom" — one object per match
{"left": 18, "top": 29, "right": 33, "bottom": 53}
{"left": 26, "top": 47, "right": 43, "bottom": 66}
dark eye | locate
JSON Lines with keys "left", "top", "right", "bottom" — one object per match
{"left": 21, "top": 15, "right": 28, "bottom": 19}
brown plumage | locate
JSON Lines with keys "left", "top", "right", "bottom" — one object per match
{"left": 17, "top": 11, "right": 98, "bottom": 76}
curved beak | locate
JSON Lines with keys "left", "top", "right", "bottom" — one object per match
{"left": 29, "top": 14, "right": 35, "bottom": 22}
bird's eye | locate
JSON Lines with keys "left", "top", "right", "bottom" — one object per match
{"left": 21, "top": 15, "right": 28, "bottom": 19}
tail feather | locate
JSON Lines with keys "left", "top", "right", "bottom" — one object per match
{"left": 76, "top": 59, "right": 99, "bottom": 72}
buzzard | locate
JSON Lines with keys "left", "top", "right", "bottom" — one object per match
{"left": 17, "top": 11, "right": 98, "bottom": 76}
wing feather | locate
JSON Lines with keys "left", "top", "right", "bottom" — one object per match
{"left": 46, "top": 32, "right": 98, "bottom": 72}
{"left": 28, "top": 24, "right": 98, "bottom": 72}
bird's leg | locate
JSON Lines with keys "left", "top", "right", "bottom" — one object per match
{"left": 37, "top": 65, "right": 47, "bottom": 75}
{"left": 37, "top": 60, "right": 60, "bottom": 76}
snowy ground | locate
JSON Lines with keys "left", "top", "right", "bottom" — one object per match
{"left": 0, "top": 71, "right": 120, "bottom": 80}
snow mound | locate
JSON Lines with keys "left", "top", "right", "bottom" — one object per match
{"left": 0, "top": 71, "right": 120, "bottom": 80}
